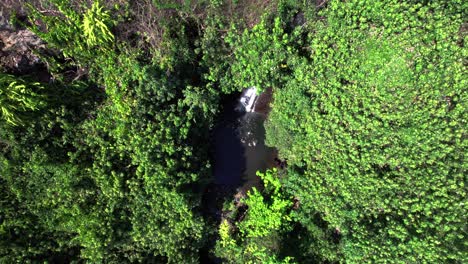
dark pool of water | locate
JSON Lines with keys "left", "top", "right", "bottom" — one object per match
{"left": 212, "top": 96, "right": 276, "bottom": 191}
{"left": 200, "top": 90, "right": 276, "bottom": 263}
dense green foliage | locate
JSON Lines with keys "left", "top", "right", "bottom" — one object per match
{"left": 215, "top": 169, "right": 293, "bottom": 263}
{"left": 263, "top": 0, "right": 467, "bottom": 262}
{"left": 2, "top": 0, "right": 218, "bottom": 262}
{"left": 1, "top": 0, "right": 466, "bottom": 263}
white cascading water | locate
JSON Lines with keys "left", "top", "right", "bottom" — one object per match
{"left": 239, "top": 87, "right": 258, "bottom": 112}
{"left": 212, "top": 85, "right": 276, "bottom": 195}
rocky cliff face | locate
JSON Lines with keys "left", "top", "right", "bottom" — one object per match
{"left": 0, "top": 4, "right": 49, "bottom": 81}
{"left": 0, "top": 28, "right": 45, "bottom": 73}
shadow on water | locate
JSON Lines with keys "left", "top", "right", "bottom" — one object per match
{"left": 212, "top": 111, "right": 245, "bottom": 187}
{"left": 201, "top": 92, "right": 244, "bottom": 223}
{"left": 200, "top": 89, "right": 276, "bottom": 263}
{"left": 238, "top": 112, "right": 277, "bottom": 193}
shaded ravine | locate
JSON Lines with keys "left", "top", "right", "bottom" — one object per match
{"left": 215, "top": 87, "right": 276, "bottom": 192}
{"left": 200, "top": 88, "right": 276, "bottom": 262}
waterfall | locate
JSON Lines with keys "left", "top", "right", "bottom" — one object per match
{"left": 239, "top": 87, "right": 258, "bottom": 112}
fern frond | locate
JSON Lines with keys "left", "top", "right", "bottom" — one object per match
{"left": 82, "top": 1, "right": 114, "bottom": 47}
{"left": 0, "top": 74, "right": 45, "bottom": 126}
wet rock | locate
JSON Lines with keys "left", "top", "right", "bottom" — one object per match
{"left": 0, "top": 28, "right": 46, "bottom": 73}
{"left": 292, "top": 12, "right": 305, "bottom": 28}
{"left": 0, "top": 22, "right": 51, "bottom": 84}
{"left": 253, "top": 87, "right": 273, "bottom": 115}
{"left": 1, "top": 29, "right": 44, "bottom": 52}
{"left": 0, "top": 4, "right": 50, "bottom": 77}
